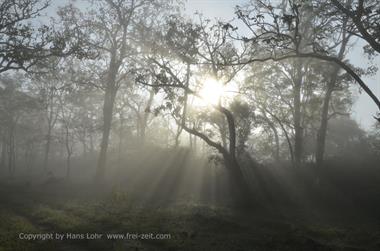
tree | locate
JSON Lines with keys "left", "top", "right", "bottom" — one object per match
{"left": 0, "top": 0, "right": 49, "bottom": 73}
{"left": 137, "top": 16, "right": 253, "bottom": 202}
{"left": 328, "top": 0, "right": 380, "bottom": 54}
{"left": 0, "top": 74, "right": 39, "bottom": 176}
{"left": 59, "top": 0, "right": 175, "bottom": 182}
{"left": 30, "top": 71, "right": 64, "bottom": 171}
{"left": 0, "top": 0, "right": 88, "bottom": 75}
{"left": 119, "top": 86, "right": 155, "bottom": 147}
{"left": 232, "top": 0, "right": 380, "bottom": 121}
{"left": 315, "top": 16, "right": 352, "bottom": 167}
{"left": 230, "top": 99, "right": 253, "bottom": 158}
{"left": 58, "top": 92, "right": 75, "bottom": 179}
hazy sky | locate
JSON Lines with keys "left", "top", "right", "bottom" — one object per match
{"left": 46, "top": 0, "right": 380, "bottom": 130}
{"left": 184, "top": 0, "right": 380, "bottom": 130}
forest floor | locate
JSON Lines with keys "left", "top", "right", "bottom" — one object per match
{"left": 0, "top": 181, "right": 380, "bottom": 251}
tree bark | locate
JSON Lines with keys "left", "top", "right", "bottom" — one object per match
{"left": 219, "top": 120, "right": 228, "bottom": 149}
{"left": 95, "top": 48, "right": 120, "bottom": 182}
{"left": 293, "top": 60, "right": 303, "bottom": 167}
{"left": 316, "top": 85, "right": 333, "bottom": 167}
{"left": 95, "top": 85, "right": 117, "bottom": 182}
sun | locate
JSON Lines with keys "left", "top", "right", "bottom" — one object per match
{"left": 197, "top": 77, "right": 225, "bottom": 106}
{"left": 191, "top": 77, "right": 238, "bottom": 108}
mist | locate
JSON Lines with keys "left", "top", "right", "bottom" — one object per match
{"left": 0, "top": 0, "right": 380, "bottom": 250}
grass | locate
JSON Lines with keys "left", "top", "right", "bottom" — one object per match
{"left": 0, "top": 183, "right": 380, "bottom": 251}
{"left": 0, "top": 209, "right": 57, "bottom": 251}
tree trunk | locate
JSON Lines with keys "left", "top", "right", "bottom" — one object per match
{"left": 316, "top": 85, "right": 333, "bottom": 167}
{"left": 269, "top": 122, "right": 280, "bottom": 162}
{"left": 25, "top": 142, "right": 34, "bottom": 175}
{"left": 43, "top": 125, "right": 52, "bottom": 171}
{"left": 174, "top": 125, "right": 181, "bottom": 147}
{"left": 8, "top": 126, "right": 15, "bottom": 177}
{"left": 175, "top": 64, "right": 190, "bottom": 148}
{"left": 193, "top": 133, "right": 197, "bottom": 153}
{"left": 175, "top": 63, "right": 252, "bottom": 205}
{"left": 264, "top": 109, "right": 294, "bottom": 164}
{"left": 315, "top": 20, "right": 349, "bottom": 167}
{"left": 220, "top": 121, "right": 228, "bottom": 149}
{"left": 140, "top": 89, "right": 154, "bottom": 146}
{"left": 64, "top": 125, "right": 71, "bottom": 179}
{"left": 0, "top": 133, "right": 6, "bottom": 169}
{"left": 81, "top": 130, "right": 87, "bottom": 156}
{"left": 262, "top": 114, "right": 280, "bottom": 162}
{"left": 223, "top": 152, "right": 252, "bottom": 206}
{"left": 118, "top": 113, "right": 124, "bottom": 164}
{"left": 95, "top": 49, "right": 120, "bottom": 182}
{"left": 293, "top": 60, "right": 303, "bottom": 167}
{"left": 220, "top": 106, "right": 253, "bottom": 204}
{"left": 89, "top": 131, "right": 94, "bottom": 154}
{"left": 95, "top": 86, "right": 117, "bottom": 182}
{"left": 66, "top": 153, "right": 71, "bottom": 179}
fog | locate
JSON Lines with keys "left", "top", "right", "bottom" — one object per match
{"left": 0, "top": 0, "right": 379, "bottom": 250}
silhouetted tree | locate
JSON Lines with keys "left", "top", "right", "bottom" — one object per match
{"left": 58, "top": 0, "right": 175, "bottom": 182}
{"left": 233, "top": 0, "right": 380, "bottom": 120}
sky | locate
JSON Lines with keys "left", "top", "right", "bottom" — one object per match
{"left": 45, "top": 0, "right": 380, "bottom": 131}
{"left": 184, "top": 0, "right": 380, "bottom": 131}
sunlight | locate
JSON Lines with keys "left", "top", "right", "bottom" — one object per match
{"left": 192, "top": 77, "right": 234, "bottom": 108}
{"left": 192, "top": 77, "right": 239, "bottom": 108}
{"left": 199, "top": 77, "right": 225, "bottom": 106}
